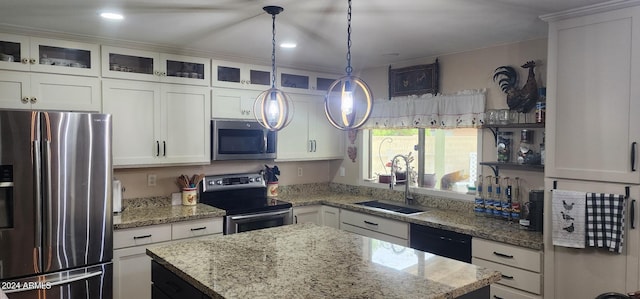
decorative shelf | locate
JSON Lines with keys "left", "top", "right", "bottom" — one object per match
{"left": 481, "top": 122, "right": 545, "bottom": 144}
{"left": 479, "top": 162, "right": 544, "bottom": 176}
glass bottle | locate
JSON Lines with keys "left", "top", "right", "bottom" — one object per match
{"left": 474, "top": 175, "right": 484, "bottom": 216}
{"left": 517, "top": 130, "right": 534, "bottom": 164}
{"left": 492, "top": 176, "right": 502, "bottom": 219}
{"left": 501, "top": 177, "right": 512, "bottom": 221}
{"left": 497, "top": 132, "right": 513, "bottom": 162}
{"left": 484, "top": 175, "right": 494, "bottom": 217}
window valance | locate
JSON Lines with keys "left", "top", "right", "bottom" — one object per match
{"left": 363, "top": 89, "right": 486, "bottom": 129}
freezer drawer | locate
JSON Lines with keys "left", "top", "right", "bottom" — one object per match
{"left": 1, "top": 262, "right": 112, "bottom": 299}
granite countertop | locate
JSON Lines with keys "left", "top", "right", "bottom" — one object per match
{"left": 113, "top": 203, "right": 225, "bottom": 230}
{"left": 147, "top": 223, "right": 501, "bottom": 299}
{"left": 279, "top": 192, "right": 543, "bottom": 250}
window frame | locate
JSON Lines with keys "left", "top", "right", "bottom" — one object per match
{"left": 360, "top": 128, "right": 482, "bottom": 201}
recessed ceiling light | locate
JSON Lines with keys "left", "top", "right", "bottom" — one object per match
{"left": 280, "top": 42, "right": 297, "bottom": 49}
{"left": 100, "top": 12, "right": 124, "bottom": 20}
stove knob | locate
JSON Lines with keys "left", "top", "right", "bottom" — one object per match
{"left": 216, "top": 180, "right": 223, "bottom": 185}
{"left": 255, "top": 177, "right": 261, "bottom": 182}
{"left": 249, "top": 177, "right": 255, "bottom": 182}
{"left": 208, "top": 180, "right": 214, "bottom": 186}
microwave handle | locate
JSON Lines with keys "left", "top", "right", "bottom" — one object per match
{"left": 263, "top": 131, "right": 268, "bottom": 153}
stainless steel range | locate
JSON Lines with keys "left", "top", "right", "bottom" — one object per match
{"left": 199, "top": 172, "right": 292, "bottom": 234}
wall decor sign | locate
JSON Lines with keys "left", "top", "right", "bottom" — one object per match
{"left": 388, "top": 59, "right": 439, "bottom": 98}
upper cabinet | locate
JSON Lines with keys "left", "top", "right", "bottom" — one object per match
{"left": 102, "top": 46, "right": 210, "bottom": 86}
{"left": 278, "top": 68, "right": 341, "bottom": 95}
{"left": 211, "top": 60, "right": 272, "bottom": 90}
{"left": 544, "top": 5, "right": 640, "bottom": 183}
{"left": 211, "top": 88, "right": 260, "bottom": 120}
{"left": 276, "top": 93, "right": 344, "bottom": 161}
{"left": 0, "top": 33, "right": 100, "bottom": 76}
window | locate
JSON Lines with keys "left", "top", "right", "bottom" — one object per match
{"left": 370, "top": 128, "right": 478, "bottom": 193}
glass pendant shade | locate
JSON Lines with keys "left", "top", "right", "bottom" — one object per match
{"left": 254, "top": 87, "right": 294, "bottom": 131}
{"left": 325, "top": 75, "right": 373, "bottom": 130}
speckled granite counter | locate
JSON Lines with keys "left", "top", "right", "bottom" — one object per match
{"left": 113, "top": 203, "right": 224, "bottom": 230}
{"left": 147, "top": 223, "right": 501, "bottom": 299}
{"left": 278, "top": 190, "right": 543, "bottom": 250}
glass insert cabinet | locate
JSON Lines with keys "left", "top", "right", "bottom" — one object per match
{"left": 0, "top": 33, "right": 99, "bottom": 76}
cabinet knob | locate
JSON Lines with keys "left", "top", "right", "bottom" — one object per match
{"left": 21, "top": 97, "right": 29, "bottom": 104}
{"left": 30, "top": 97, "right": 37, "bottom": 103}
{"left": 161, "top": 72, "right": 166, "bottom": 76}
{"left": 21, "top": 58, "right": 29, "bottom": 64}
{"left": 29, "top": 58, "right": 36, "bottom": 64}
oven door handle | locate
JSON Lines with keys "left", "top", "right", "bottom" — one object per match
{"left": 229, "top": 209, "right": 292, "bottom": 221}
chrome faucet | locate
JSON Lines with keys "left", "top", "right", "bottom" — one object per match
{"left": 390, "top": 154, "right": 414, "bottom": 205}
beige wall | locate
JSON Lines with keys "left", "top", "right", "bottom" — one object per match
{"left": 115, "top": 160, "right": 338, "bottom": 199}
{"left": 336, "top": 38, "right": 548, "bottom": 194}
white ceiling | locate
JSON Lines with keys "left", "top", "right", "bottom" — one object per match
{"left": 0, "top": 0, "right": 610, "bottom": 73}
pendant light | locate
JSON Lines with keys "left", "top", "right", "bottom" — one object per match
{"left": 324, "top": 0, "right": 373, "bottom": 131}
{"left": 254, "top": 6, "right": 294, "bottom": 131}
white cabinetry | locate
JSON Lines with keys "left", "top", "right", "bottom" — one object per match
{"left": 340, "top": 209, "right": 408, "bottom": 246}
{"left": 211, "top": 60, "right": 272, "bottom": 90}
{"left": 211, "top": 88, "right": 259, "bottom": 120}
{"left": 472, "top": 238, "right": 543, "bottom": 298}
{"left": 0, "top": 70, "right": 100, "bottom": 111}
{"left": 544, "top": 4, "right": 640, "bottom": 184}
{"left": 276, "top": 93, "right": 344, "bottom": 161}
{"left": 102, "top": 79, "right": 211, "bottom": 167}
{"left": 293, "top": 205, "right": 322, "bottom": 225}
{"left": 322, "top": 206, "right": 340, "bottom": 229}
{"left": 113, "top": 218, "right": 223, "bottom": 299}
{"left": 101, "top": 46, "right": 210, "bottom": 86}
{"left": 278, "top": 68, "right": 340, "bottom": 95}
{"left": 0, "top": 33, "right": 100, "bottom": 76}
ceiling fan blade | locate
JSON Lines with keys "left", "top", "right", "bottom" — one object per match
{"left": 174, "top": 11, "right": 265, "bottom": 45}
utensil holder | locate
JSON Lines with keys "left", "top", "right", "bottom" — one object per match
{"left": 267, "top": 182, "right": 279, "bottom": 198}
{"left": 182, "top": 188, "right": 198, "bottom": 206}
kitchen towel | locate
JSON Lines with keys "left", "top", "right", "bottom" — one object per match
{"left": 552, "top": 190, "right": 586, "bottom": 248}
{"left": 586, "top": 193, "right": 626, "bottom": 253}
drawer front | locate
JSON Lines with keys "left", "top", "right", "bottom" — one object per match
{"left": 172, "top": 218, "right": 223, "bottom": 240}
{"left": 340, "top": 209, "right": 408, "bottom": 239}
{"left": 114, "top": 224, "right": 172, "bottom": 249}
{"left": 491, "top": 284, "right": 541, "bottom": 299}
{"left": 341, "top": 223, "right": 409, "bottom": 246}
{"left": 472, "top": 238, "right": 542, "bottom": 272}
{"left": 472, "top": 258, "right": 542, "bottom": 295}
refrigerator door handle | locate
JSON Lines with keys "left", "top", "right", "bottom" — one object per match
{"left": 632, "top": 199, "right": 636, "bottom": 229}
{"left": 32, "top": 139, "right": 43, "bottom": 271}
{"left": 41, "top": 113, "right": 53, "bottom": 272}
{"left": 2, "top": 270, "right": 103, "bottom": 294}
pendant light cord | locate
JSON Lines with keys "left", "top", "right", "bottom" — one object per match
{"left": 271, "top": 13, "right": 277, "bottom": 88}
{"left": 346, "top": 0, "right": 353, "bottom": 76}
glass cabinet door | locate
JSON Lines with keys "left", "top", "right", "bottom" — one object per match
{"left": 212, "top": 60, "right": 272, "bottom": 90}
{"left": 161, "top": 54, "right": 210, "bottom": 86}
{"left": 280, "top": 72, "right": 310, "bottom": 90}
{"left": 101, "top": 46, "right": 159, "bottom": 81}
{"left": 0, "top": 33, "right": 30, "bottom": 72}
{"left": 30, "top": 37, "right": 100, "bottom": 76}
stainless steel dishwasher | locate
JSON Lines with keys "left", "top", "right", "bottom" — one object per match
{"left": 409, "top": 223, "right": 472, "bottom": 263}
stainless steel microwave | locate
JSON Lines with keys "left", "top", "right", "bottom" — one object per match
{"left": 211, "top": 119, "right": 277, "bottom": 160}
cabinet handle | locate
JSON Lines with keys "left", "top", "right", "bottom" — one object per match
{"left": 493, "top": 296, "right": 505, "bottom": 299}
{"left": 21, "top": 97, "right": 29, "bottom": 104}
{"left": 133, "top": 234, "right": 152, "bottom": 240}
{"left": 190, "top": 227, "right": 207, "bottom": 231}
{"left": 21, "top": 58, "right": 29, "bottom": 64}
{"left": 492, "top": 251, "right": 514, "bottom": 259}
{"left": 632, "top": 199, "right": 636, "bottom": 229}
{"left": 501, "top": 274, "right": 514, "bottom": 280}
{"left": 294, "top": 215, "right": 298, "bottom": 224}
{"left": 156, "top": 141, "right": 160, "bottom": 157}
{"left": 309, "top": 140, "right": 313, "bottom": 152}
{"left": 363, "top": 220, "right": 379, "bottom": 226}
{"left": 632, "top": 142, "right": 637, "bottom": 171}
{"left": 29, "top": 58, "right": 36, "bottom": 64}
{"left": 163, "top": 141, "right": 166, "bottom": 157}
{"left": 30, "top": 97, "right": 37, "bottom": 103}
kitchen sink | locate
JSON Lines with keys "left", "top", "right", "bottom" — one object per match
{"left": 355, "top": 200, "right": 424, "bottom": 215}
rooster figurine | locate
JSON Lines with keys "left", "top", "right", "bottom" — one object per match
{"left": 493, "top": 61, "right": 539, "bottom": 113}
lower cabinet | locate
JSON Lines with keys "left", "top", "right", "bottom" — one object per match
{"left": 471, "top": 238, "right": 543, "bottom": 299}
{"left": 151, "top": 261, "right": 209, "bottom": 299}
{"left": 113, "top": 218, "right": 222, "bottom": 299}
{"left": 293, "top": 205, "right": 322, "bottom": 225}
{"left": 321, "top": 206, "right": 340, "bottom": 229}
{"left": 339, "top": 209, "right": 409, "bottom": 246}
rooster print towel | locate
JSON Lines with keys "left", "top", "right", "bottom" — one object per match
{"left": 552, "top": 190, "right": 586, "bottom": 248}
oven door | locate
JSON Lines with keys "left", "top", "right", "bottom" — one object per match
{"left": 225, "top": 208, "right": 292, "bottom": 234}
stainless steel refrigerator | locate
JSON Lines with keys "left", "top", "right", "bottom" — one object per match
{"left": 0, "top": 110, "right": 113, "bottom": 299}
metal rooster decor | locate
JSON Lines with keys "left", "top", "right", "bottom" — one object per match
{"left": 493, "top": 61, "right": 539, "bottom": 113}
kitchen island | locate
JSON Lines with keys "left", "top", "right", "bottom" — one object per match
{"left": 147, "top": 223, "right": 501, "bottom": 299}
